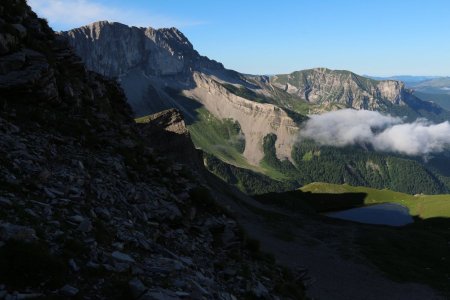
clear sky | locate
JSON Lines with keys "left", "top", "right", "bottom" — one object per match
{"left": 28, "top": 0, "right": 450, "bottom": 76}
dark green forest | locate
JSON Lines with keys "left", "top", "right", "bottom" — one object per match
{"left": 290, "top": 140, "right": 449, "bottom": 195}
{"left": 204, "top": 153, "right": 298, "bottom": 194}
{"left": 207, "top": 133, "right": 450, "bottom": 195}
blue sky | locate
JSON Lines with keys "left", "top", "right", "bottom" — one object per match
{"left": 28, "top": 0, "right": 450, "bottom": 76}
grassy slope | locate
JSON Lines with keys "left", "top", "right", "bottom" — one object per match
{"left": 301, "top": 182, "right": 450, "bottom": 219}
{"left": 186, "top": 108, "right": 256, "bottom": 168}
{"left": 189, "top": 109, "right": 297, "bottom": 180}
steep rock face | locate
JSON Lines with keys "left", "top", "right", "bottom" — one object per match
{"left": 59, "top": 21, "right": 224, "bottom": 78}
{"left": 141, "top": 108, "right": 190, "bottom": 135}
{"left": 271, "top": 68, "right": 407, "bottom": 110}
{"left": 137, "top": 108, "right": 204, "bottom": 168}
{"left": 0, "top": 1, "right": 305, "bottom": 299}
{"left": 185, "top": 72, "right": 299, "bottom": 164}
{"left": 61, "top": 22, "right": 300, "bottom": 164}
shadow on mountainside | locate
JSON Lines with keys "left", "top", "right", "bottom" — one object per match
{"left": 254, "top": 190, "right": 367, "bottom": 213}
{"left": 203, "top": 172, "right": 448, "bottom": 300}
{"left": 358, "top": 216, "right": 450, "bottom": 297}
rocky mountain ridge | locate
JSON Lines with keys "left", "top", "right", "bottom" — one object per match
{"left": 60, "top": 21, "right": 224, "bottom": 79}
{"left": 271, "top": 68, "right": 407, "bottom": 108}
{"left": 0, "top": 1, "right": 305, "bottom": 299}
{"left": 61, "top": 22, "right": 301, "bottom": 165}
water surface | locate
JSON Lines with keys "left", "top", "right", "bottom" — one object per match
{"left": 326, "top": 203, "right": 413, "bottom": 226}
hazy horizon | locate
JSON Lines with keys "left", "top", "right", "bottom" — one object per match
{"left": 28, "top": 0, "right": 450, "bottom": 76}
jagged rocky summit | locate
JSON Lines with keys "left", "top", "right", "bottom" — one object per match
{"left": 0, "top": 1, "right": 305, "bottom": 299}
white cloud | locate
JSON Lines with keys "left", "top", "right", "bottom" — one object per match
{"left": 298, "top": 109, "right": 450, "bottom": 156}
{"left": 27, "top": 0, "right": 205, "bottom": 30}
{"left": 373, "top": 121, "right": 450, "bottom": 155}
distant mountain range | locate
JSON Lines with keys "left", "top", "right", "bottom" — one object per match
{"left": 412, "top": 77, "right": 450, "bottom": 93}
{"left": 60, "top": 21, "right": 450, "bottom": 195}
{"left": 367, "top": 75, "right": 443, "bottom": 86}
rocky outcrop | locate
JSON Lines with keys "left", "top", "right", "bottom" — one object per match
{"left": 138, "top": 108, "right": 204, "bottom": 168}
{"left": 140, "top": 108, "right": 190, "bottom": 136}
{"left": 0, "top": 1, "right": 305, "bottom": 299}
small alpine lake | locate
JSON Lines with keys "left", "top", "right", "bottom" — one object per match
{"left": 325, "top": 203, "right": 414, "bottom": 226}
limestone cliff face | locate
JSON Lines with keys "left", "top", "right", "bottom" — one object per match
{"left": 271, "top": 68, "right": 407, "bottom": 110}
{"left": 185, "top": 73, "right": 298, "bottom": 164}
{"left": 59, "top": 21, "right": 223, "bottom": 78}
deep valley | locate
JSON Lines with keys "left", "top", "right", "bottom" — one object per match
{"left": 1, "top": 1, "right": 450, "bottom": 300}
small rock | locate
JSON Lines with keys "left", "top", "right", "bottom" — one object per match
{"left": 94, "top": 207, "right": 111, "bottom": 220}
{"left": 222, "top": 227, "right": 235, "bottom": 245}
{"left": 68, "top": 215, "right": 84, "bottom": 223}
{"left": 43, "top": 188, "right": 56, "bottom": 199}
{"left": 16, "top": 293, "right": 44, "bottom": 299}
{"left": 113, "top": 262, "right": 130, "bottom": 273}
{"left": 24, "top": 208, "right": 38, "bottom": 218}
{"left": 128, "top": 278, "right": 147, "bottom": 298}
{"left": 86, "top": 261, "right": 100, "bottom": 269}
{"left": 0, "top": 223, "right": 37, "bottom": 243}
{"left": 172, "top": 279, "right": 186, "bottom": 288}
{"left": 252, "top": 281, "right": 269, "bottom": 298}
{"left": 175, "top": 291, "right": 190, "bottom": 297}
{"left": 103, "top": 264, "right": 115, "bottom": 272}
{"left": 191, "top": 280, "right": 209, "bottom": 296}
{"left": 218, "top": 293, "right": 237, "bottom": 300}
{"left": 179, "top": 256, "right": 193, "bottom": 266}
{"left": 38, "top": 169, "right": 51, "bottom": 182}
{"left": 68, "top": 259, "right": 80, "bottom": 272}
{"left": 112, "top": 242, "right": 124, "bottom": 250}
{"left": 77, "top": 160, "right": 84, "bottom": 170}
{"left": 59, "top": 285, "right": 79, "bottom": 297}
{"left": 223, "top": 267, "right": 237, "bottom": 277}
{"left": 131, "top": 265, "right": 144, "bottom": 275}
{"left": 77, "top": 219, "right": 92, "bottom": 233}
{"left": 111, "top": 251, "right": 135, "bottom": 263}
{"left": 142, "top": 289, "right": 180, "bottom": 300}
{"left": 0, "top": 198, "right": 12, "bottom": 207}
{"left": 11, "top": 24, "right": 27, "bottom": 38}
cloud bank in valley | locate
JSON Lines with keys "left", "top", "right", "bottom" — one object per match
{"left": 298, "top": 109, "right": 450, "bottom": 156}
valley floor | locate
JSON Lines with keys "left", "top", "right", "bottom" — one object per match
{"left": 209, "top": 179, "right": 446, "bottom": 300}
